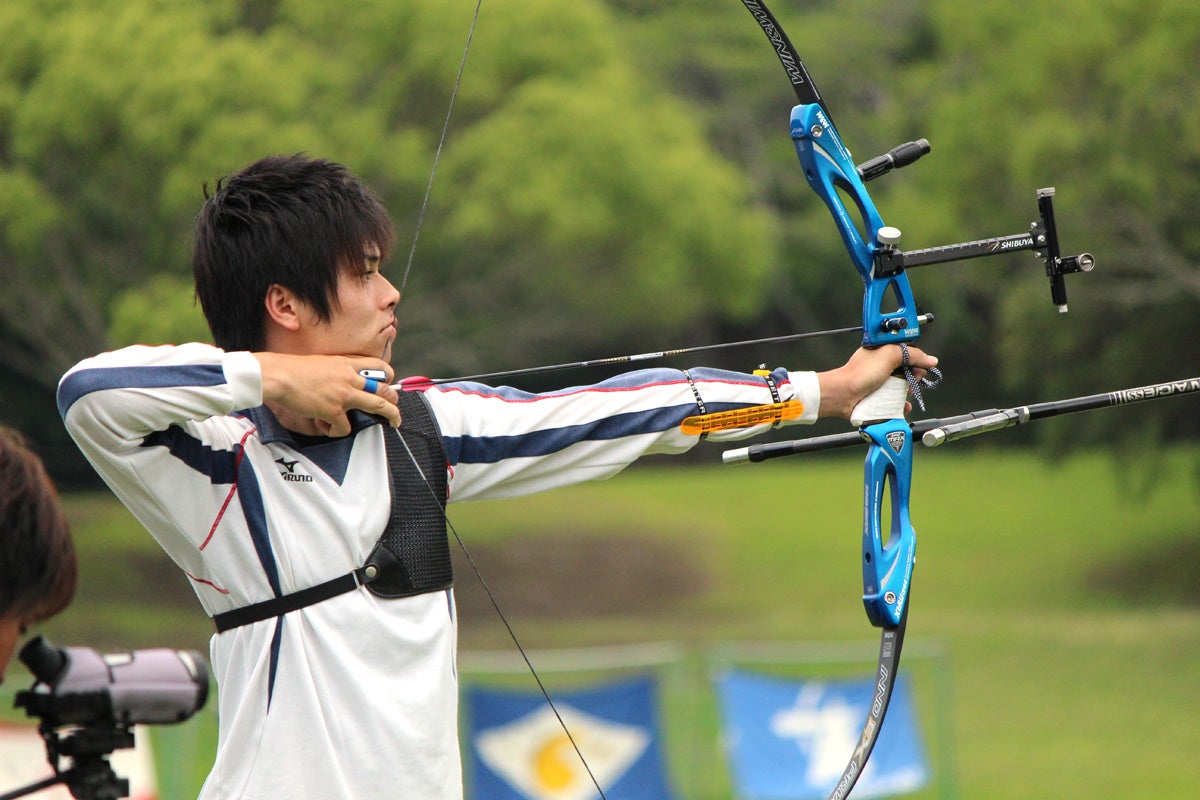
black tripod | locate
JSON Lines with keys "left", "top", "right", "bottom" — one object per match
{"left": 0, "top": 725, "right": 135, "bottom": 800}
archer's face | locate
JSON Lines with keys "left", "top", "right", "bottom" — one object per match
{"left": 296, "top": 244, "right": 401, "bottom": 360}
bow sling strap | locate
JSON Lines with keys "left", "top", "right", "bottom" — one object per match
{"left": 212, "top": 391, "right": 451, "bottom": 633}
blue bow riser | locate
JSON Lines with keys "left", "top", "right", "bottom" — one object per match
{"left": 790, "top": 103, "right": 921, "bottom": 347}
{"left": 860, "top": 418, "right": 916, "bottom": 629}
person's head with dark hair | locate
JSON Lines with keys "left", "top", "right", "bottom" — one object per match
{"left": 192, "top": 154, "right": 397, "bottom": 353}
{"left": 0, "top": 426, "right": 77, "bottom": 682}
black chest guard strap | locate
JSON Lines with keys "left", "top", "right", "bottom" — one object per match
{"left": 213, "top": 391, "right": 451, "bottom": 633}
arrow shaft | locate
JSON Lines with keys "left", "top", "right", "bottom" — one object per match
{"left": 421, "top": 314, "right": 933, "bottom": 386}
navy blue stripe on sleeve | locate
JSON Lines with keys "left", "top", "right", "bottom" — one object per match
{"left": 58, "top": 364, "right": 227, "bottom": 417}
{"left": 444, "top": 401, "right": 747, "bottom": 466}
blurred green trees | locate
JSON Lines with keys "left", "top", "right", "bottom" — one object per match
{"left": 2, "top": 0, "right": 1198, "bottom": 469}
{"left": 0, "top": 0, "right": 775, "bottom": 386}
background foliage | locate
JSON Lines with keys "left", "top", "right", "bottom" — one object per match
{"left": 2, "top": 2, "right": 1198, "bottom": 797}
{"left": 2, "top": 0, "right": 1199, "bottom": 478}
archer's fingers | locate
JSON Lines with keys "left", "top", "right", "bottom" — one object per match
{"left": 351, "top": 361, "right": 401, "bottom": 427}
{"left": 350, "top": 381, "right": 401, "bottom": 428}
{"left": 898, "top": 345, "right": 939, "bottom": 371}
{"left": 316, "top": 415, "right": 352, "bottom": 438}
{"left": 369, "top": 395, "right": 402, "bottom": 428}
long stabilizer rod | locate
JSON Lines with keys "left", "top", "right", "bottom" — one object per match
{"left": 723, "top": 376, "right": 1200, "bottom": 464}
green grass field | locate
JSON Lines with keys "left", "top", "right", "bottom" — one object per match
{"left": 5, "top": 447, "right": 1198, "bottom": 799}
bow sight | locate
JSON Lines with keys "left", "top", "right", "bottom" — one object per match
{"left": 870, "top": 186, "right": 1096, "bottom": 314}
{"left": 4, "top": 637, "right": 209, "bottom": 800}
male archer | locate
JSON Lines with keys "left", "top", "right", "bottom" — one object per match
{"left": 58, "top": 153, "right": 937, "bottom": 799}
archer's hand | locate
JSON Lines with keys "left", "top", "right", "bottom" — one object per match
{"left": 254, "top": 353, "right": 401, "bottom": 436}
{"left": 816, "top": 345, "right": 938, "bottom": 419}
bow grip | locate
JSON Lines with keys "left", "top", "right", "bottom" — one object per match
{"left": 861, "top": 418, "right": 916, "bottom": 629}
{"left": 790, "top": 103, "right": 921, "bottom": 347}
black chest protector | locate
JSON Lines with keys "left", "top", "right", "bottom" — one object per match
{"left": 365, "top": 390, "right": 452, "bottom": 598}
{"left": 212, "top": 391, "right": 451, "bottom": 633}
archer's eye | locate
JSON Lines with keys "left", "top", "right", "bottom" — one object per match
{"left": 360, "top": 253, "right": 383, "bottom": 280}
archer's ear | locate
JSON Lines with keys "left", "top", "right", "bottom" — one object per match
{"left": 263, "top": 284, "right": 304, "bottom": 333}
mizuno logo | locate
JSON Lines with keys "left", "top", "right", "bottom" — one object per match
{"left": 275, "top": 457, "right": 313, "bottom": 483}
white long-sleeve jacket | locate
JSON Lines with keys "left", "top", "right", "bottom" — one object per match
{"left": 58, "top": 343, "right": 821, "bottom": 800}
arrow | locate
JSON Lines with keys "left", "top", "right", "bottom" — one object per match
{"left": 410, "top": 314, "right": 934, "bottom": 387}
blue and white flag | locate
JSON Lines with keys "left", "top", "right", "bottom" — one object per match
{"left": 466, "top": 675, "right": 675, "bottom": 800}
{"left": 716, "top": 670, "right": 928, "bottom": 799}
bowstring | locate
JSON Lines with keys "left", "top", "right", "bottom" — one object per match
{"left": 393, "top": 430, "right": 610, "bottom": 800}
{"left": 392, "top": 5, "right": 609, "bottom": 797}
{"left": 398, "top": 0, "right": 482, "bottom": 298}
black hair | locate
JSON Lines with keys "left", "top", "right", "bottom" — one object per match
{"left": 192, "top": 154, "right": 396, "bottom": 351}
{"left": 0, "top": 427, "right": 76, "bottom": 624}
